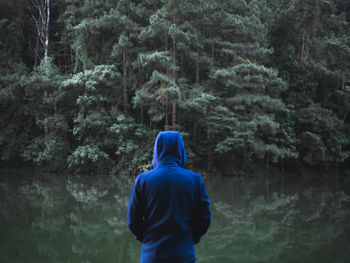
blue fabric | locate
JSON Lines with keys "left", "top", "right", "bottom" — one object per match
{"left": 127, "top": 131, "right": 211, "bottom": 263}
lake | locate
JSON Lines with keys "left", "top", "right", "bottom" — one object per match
{"left": 1, "top": 170, "right": 349, "bottom": 263}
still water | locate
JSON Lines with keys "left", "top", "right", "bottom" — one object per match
{"left": 1, "top": 171, "right": 350, "bottom": 263}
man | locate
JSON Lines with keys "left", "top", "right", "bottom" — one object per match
{"left": 127, "top": 131, "right": 211, "bottom": 263}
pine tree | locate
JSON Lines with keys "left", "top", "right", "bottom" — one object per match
{"left": 196, "top": 0, "right": 298, "bottom": 172}
{"left": 1, "top": 0, "right": 349, "bottom": 174}
{"left": 60, "top": 0, "right": 156, "bottom": 174}
{"left": 269, "top": 0, "right": 350, "bottom": 168}
{"left": 133, "top": 0, "right": 181, "bottom": 129}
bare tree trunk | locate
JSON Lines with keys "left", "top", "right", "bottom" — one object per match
{"left": 266, "top": 152, "right": 270, "bottom": 169}
{"left": 266, "top": 152, "right": 270, "bottom": 196}
{"left": 343, "top": 111, "right": 348, "bottom": 124}
{"left": 165, "top": 94, "right": 169, "bottom": 128}
{"left": 281, "top": 158, "right": 285, "bottom": 194}
{"left": 193, "top": 121, "right": 197, "bottom": 141}
{"left": 16, "top": 0, "right": 25, "bottom": 60}
{"left": 172, "top": 14, "right": 177, "bottom": 129}
{"left": 301, "top": 27, "right": 310, "bottom": 62}
{"left": 196, "top": 52, "right": 199, "bottom": 83}
{"left": 123, "top": 50, "right": 128, "bottom": 113}
{"left": 172, "top": 102, "right": 176, "bottom": 129}
{"left": 35, "top": 33, "right": 39, "bottom": 67}
{"left": 301, "top": 30, "right": 305, "bottom": 61}
{"left": 64, "top": 25, "right": 67, "bottom": 73}
{"left": 165, "top": 37, "right": 169, "bottom": 128}
{"left": 210, "top": 29, "right": 215, "bottom": 62}
{"left": 266, "top": 175, "right": 270, "bottom": 196}
{"left": 140, "top": 104, "right": 144, "bottom": 124}
{"left": 181, "top": 52, "right": 184, "bottom": 76}
{"left": 205, "top": 102, "right": 211, "bottom": 139}
{"left": 44, "top": 0, "right": 50, "bottom": 58}
{"left": 31, "top": 0, "right": 50, "bottom": 59}
{"left": 193, "top": 52, "right": 199, "bottom": 141}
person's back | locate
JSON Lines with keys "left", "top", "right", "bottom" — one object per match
{"left": 127, "top": 131, "right": 211, "bottom": 263}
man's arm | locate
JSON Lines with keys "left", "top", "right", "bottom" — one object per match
{"left": 193, "top": 177, "right": 211, "bottom": 244}
{"left": 127, "top": 175, "right": 144, "bottom": 242}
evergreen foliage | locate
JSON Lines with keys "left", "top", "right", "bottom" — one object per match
{"left": 1, "top": 0, "right": 350, "bottom": 176}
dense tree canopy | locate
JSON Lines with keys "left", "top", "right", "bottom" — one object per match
{"left": 1, "top": 0, "right": 350, "bottom": 176}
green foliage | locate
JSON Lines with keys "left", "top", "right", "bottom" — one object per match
{"left": 297, "top": 103, "right": 349, "bottom": 166}
{"left": 108, "top": 114, "right": 157, "bottom": 176}
{"left": 17, "top": 58, "right": 71, "bottom": 169}
{"left": 1, "top": 0, "right": 350, "bottom": 174}
{"left": 269, "top": 0, "right": 350, "bottom": 169}
{"left": 67, "top": 145, "right": 109, "bottom": 168}
{"left": 22, "top": 134, "right": 70, "bottom": 166}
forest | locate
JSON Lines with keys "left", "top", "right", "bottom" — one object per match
{"left": 2, "top": 1, "right": 350, "bottom": 262}
{"left": 1, "top": 0, "right": 350, "bottom": 178}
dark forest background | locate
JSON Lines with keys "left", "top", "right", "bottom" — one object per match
{"left": 1, "top": 0, "right": 350, "bottom": 177}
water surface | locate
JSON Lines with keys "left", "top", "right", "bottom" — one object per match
{"left": 1, "top": 171, "right": 349, "bottom": 263}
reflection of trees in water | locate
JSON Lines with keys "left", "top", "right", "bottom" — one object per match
{"left": 197, "top": 181, "right": 350, "bottom": 263}
{"left": 1, "top": 175, "right": 140, "bottom": 263}
{"left": 0, "top": 175, "right": 349, "bottom": 263}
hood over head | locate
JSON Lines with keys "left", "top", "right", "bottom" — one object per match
{"left": 151, "top": 131, "right": 187, "bottom": 169}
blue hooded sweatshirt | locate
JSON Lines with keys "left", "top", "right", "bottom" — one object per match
{"left": 127, "top": 131, "right": 211, "bottom": 263}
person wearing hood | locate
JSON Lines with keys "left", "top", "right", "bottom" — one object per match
{"left": 127, "top": 131, "right": 211, "bottom": 263}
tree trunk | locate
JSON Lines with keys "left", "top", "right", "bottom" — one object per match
{"left": 165, "top": 94, "right": 169, "bottom": 128}
{"left": 343, "top": 111, "right": 348, "bottom": 124}
{"left": 211, "top": 29, "right": 215, "bottom": 63}
{"left": 205, "top": 103, "right": 210, "bottom": 139}
{"left": 181, "top": 52, "right": 184, "bottom": 76}
{"left": 266, "top": 175, "right": 270, "bottom": 196}
{"left": 31, "top": 0, "right": 50, "bottom": 59}
{"left": 16, "top": 0, "right": 24, "bottom": 60}
{"left": 301, "top": 29, "right": 305, "bottom": 61}
{"left": 172, "top": 14, "right": 177, "bottom": 129}
{"left": 301, "top": 27, "right": 310, "bottom": 62}
{"left": 266, "top": 153, "right": 270, "bottom": 196}
{"left": 193, "top": 121, "right": 197, "bottom": 141}
{"left": 281, "top": 158, "right": 285, "bottom": 194}
{"left": 64, "top": 25, "right": 67, "bottom": 73}
{"left": 196, "top": 52, "right": 199, "bottom": 82}
{"left": 35, "top": 32, "right": 39, "bottom": 67}
{"left": 266, "top": 152, "right": 270, "bottom": 169}
{"left": 165, "top": 37, "right": 169, "bottom": 128}
{"left": 140, "top": 104, "right": 144, "bottom": 124}
{"left": 122, "top": 50, "right": 128, "bottom": 113}
{"left": 172, "top": 102, "right": 176, "bottom": 129}
{"left": 44, "top": 0, "right": 50, "bottom": 58}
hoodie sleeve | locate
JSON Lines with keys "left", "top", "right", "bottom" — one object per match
{"left": 193, "top": 177, "right": 211, "bottom": 244}
{"left": 127, "top": 175, "right": 145, "bottom": 242}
